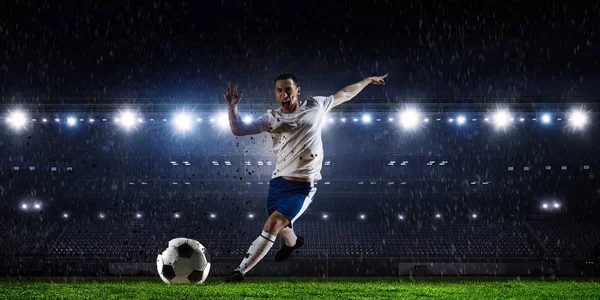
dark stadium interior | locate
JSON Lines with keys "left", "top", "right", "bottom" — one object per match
{"left": 1, "top": 107, "right": 599, "bottom": 276}
{"left": 1, "top": 1, "right": 599, "bottom": 279}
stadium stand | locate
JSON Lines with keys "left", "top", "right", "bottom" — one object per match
{"left": 0, "top": 220, "right": 594, "bottom": 262}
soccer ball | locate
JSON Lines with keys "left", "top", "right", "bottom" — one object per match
{"left": 156, "top": 237, "right": 211, "bottom": 284}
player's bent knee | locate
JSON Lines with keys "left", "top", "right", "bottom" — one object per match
{"left": 263, "top": 213, "right": 289, "bottom": 235}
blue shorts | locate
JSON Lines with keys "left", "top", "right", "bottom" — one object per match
{"left": 267, "top": 177, "right": 317, "bottom": 228}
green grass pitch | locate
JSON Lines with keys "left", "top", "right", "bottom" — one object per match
{"left": 1, "top": 276, "right": 598, "bottom": 299}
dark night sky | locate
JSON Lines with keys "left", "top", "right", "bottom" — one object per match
{"left": 1, "top": 1, "right": 599, "bottom": 103}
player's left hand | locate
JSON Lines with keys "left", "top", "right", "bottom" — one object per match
{"left": 368, "top": 74, "right": 388, "bottom": 85}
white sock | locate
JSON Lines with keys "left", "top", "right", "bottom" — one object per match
{"left": 236, "top": 230, "right": 276, "bottom": 275}
{"left": 279, "top": 227, "right": 298, "bottom": 247}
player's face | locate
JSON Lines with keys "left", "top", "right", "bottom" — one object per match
{"left": 274, "top": 79, "right": 301, "bottom": 113}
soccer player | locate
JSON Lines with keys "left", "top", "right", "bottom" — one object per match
{"left": 222, "top": 73, "right": 387, "bottom": 282}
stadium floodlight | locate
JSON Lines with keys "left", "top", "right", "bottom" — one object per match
{"left": 359, "top": 214, "right": 366, "bottom": 220}
{"left": 248, "top": 213, "right": 255, "bottom": 219}
{"left": 6, "top": 110, "right": 28, "bottom": 130}
{"left": 541, "top": 114, "right": 551, "bottom": 124}
{"left": 62, "top": 213, "right": 69, "bottom": 219}
{"left": 118, "top": 110, "right": 138, "bottom": 129}
{"left": 542, "top": 203, "right": 549, "bottom": 210}
{"left": 99, "top": 213, "right": 106, "bottom": 219}
{"left": 341, "top": 118, "right": 346, "bottom": 123}
{"left": 471, "top": 213, "right": 478, "bottom": 219}
{"left": 174, "top": 213, "right": 180, "bottom": 219}
{"left": 173, "top": 113, "right": 193, "bottom": 132}
{"left": 568, "top": 110, "right": 588, "bottom": 129}
{"left": 399, "top": 108, "right": 420, "bottom": 130}
{"left": 136, "top": 213, "right": 143, "bottom": 219}
{"left": 491, "top": 110, "right": 511, "bottom": 129}
{"left": 21, "top": 204, "right": 28, "bottom": 210}
{"left": 66, "top": 117, "right": 77, "bottom": 126}
{"left": 398, "top": 214, "right": 405, "bottom": 220}
{"left": 553, "top": 202, "right": 561, "bottom": 209}
{"left": 217, "top": 112, "right": 229, "bottom": 129}
{"left": 435, "top": 213, "right": 441, "bottom": 219}
{"left": 457, "top": 115, "right": 466, "bottom": 125}
{"left": 242, "top": 115, "right": 253, "bottom": 124}
{"left": 34, "top": 203, "right": 41, "bottom": 210}
{"left": 361, "top": 114, "right": 372, "bottom": 124}
{"left": 209, "top": 213, "right": 217, "bottom": 219}
{"left": 322, "top": 214, "right": 329, "bottom": 219}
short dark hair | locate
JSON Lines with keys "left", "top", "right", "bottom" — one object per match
{"left": 274, "top": 74, "right": 299, "bottom": 87}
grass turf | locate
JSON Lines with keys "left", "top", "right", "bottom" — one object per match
{"left": 0, "top": 277, "right": 598, "bottom": 299}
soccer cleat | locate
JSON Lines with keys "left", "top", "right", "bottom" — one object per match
{"left": 224, "top": 270, "right": 245, "bottom": 283}
{"left": 275, "top": 236, "right": 304, "bottom": 262}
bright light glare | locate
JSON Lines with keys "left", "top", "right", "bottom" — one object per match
{"left": 7, "top": 110, "right": 28, "bottom": 129}
{"left": 457, "top": 115, "right": 466, "bottom": 125}
{"left": 217, "top": 112, "right": 229, "bottom": 128}
{"left": 399, "top": 109, "right": 420, "bottom": 129}
{"left": 569, "top": 110, "right": 588, "bottom": 129}
{"left": 492, "top": 110, "right": 511, "bottom": 128}
{"left": 119, "top": 111, "right": 137, "bottom": 128}
{"left": 361, "top": 114, "right": 372, "bottom": 123}
{"left": 174, "top": 113, "right": 193, "bottom": 131}
{"left": 242, "top": 115, "right": 253, "bottom": 124}
{"left": 553, "top": 202, "right": 561, "bottom": 208}
{"left": 541, "top": 114, "right": 551, "bottom": 124}
{"left": 67, "top": 117, "right": 77, "bottom": 126}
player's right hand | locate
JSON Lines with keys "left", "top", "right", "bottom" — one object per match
{"left": 221, "top": 82, "right": 243, "bottom": 106}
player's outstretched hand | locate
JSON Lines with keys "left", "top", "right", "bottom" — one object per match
{"left": 221, "top": 82, "right": 243, "bottom": 106}
{"left": 368, "top": 74, "right": 388, "bottom": 85}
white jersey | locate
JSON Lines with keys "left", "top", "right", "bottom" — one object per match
{"left": 255, "top": 95, "right": 335, "bottom": 181}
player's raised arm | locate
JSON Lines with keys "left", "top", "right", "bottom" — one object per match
{"left": 221, "top": 82, "right": 263, "bottom": 136}
{"left": 331, "top": 74, "right": 388, "bottom": 109}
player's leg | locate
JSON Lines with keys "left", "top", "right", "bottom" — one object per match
{"left": 279, "top": 226, "right": 298, "bottom": 247}
{"left": 229, "top": 211, "right": 290, "bottom": 280}
{"left": 275, "top": 184, "right": 316, "bottom": 262}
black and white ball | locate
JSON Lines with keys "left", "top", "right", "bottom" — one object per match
{"left": 156, "top": 238, "right": 211, "bottom": 284}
